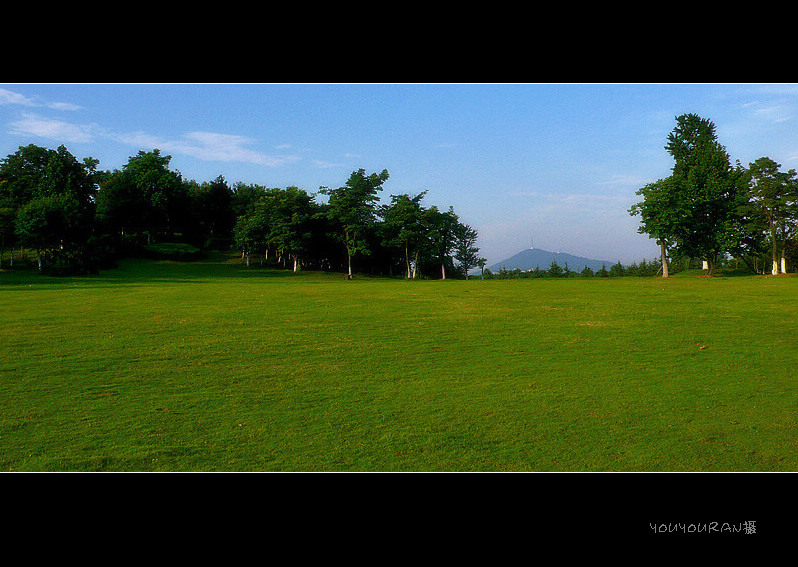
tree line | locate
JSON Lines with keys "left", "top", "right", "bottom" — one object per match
{"left": 630, "top": 113, "right": 798, "bottom": 277}
{"left": 0, "top": 144, "right": 484, "bottom": 278}
{"left": 487, "top": 258, "right": 662, "bottom": 279}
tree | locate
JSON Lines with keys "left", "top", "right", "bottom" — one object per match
{"left": 453, "top": 223, "right": 481, "bottom": 279}
{"left": 266, "top": 187, "right": 318, "bottom": 271}
{"left": 0, "top": 144, "right": 51, "bottom": 215}
{"left": 186, "top": 175, "right": 234, "bottom": 248}
{"left": 320, "top": 168, "right": 389, "bottom": 277}
{"left": 16, "top": 194, "right": 82, "bottom": 271}
{"left": 741, "top": 157, "right": 798, "bottom": 274}
{"left": 629, "top": 176, "right": 683, "bottom": 277}
{"left": 233, "top": 211, "right": 261, "bottom": 266}
{"left": 0, "top": 206, "right": 16, "bottom": 267}
{"left": 425, "top": 205, "right": 459, "bottom": 279}
{"left": 380, "top": 191, "right": 428, "bottom": 279}
{"left": 609, "top": 261, "right": 625, "bottom": 277}
{"left": 631, "top": 114, "right": 743, "bottom": 276}
{"left": 231, "top": 182, "right": 269, "bottom": 218}
{"left": 477, "top": 257, "right": 488, "bottom": 279}
{"left": 664, "top": 114, "right": 743, "bottom": 275}
{"left": 0, "top": 144, "right": 99, "bottom": 273}
{"left": 97, "top": 149, "right": 187, "bottom": 244}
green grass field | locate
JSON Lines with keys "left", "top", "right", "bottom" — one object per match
{"left": 2, "top": 253, "right": 797, "bottom": 471}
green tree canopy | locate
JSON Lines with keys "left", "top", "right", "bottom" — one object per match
{"left": 320, "top": 168, "right": 389, "bottom": 277}
{"left": 380, "top": 191, "right": 428, "bottom": 279}
{"left": 631, "top": 114, "right": 744, "bottom": 276}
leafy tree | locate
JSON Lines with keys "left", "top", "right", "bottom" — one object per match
{"left": 477, "top": 257, "right": 488, "bottom": 279}
{"left": 0, "top": 206, "right": 16, "bottom": 267}
{"left": 97, "top": 149, "right": 187, "bottom": 244}
{"left": 320, "top": 168, "right": 389, "bottom": 278}
{"left": 0, "top": 144, "right": 99, "bottom": 273}
{"left": 740, "top": 157, "right": 798, "bottom": 274}
{"left": 186, "top": 175, "right": 234, "bottom": 248}
{"left": 548, "top": 260, "right": 563, "bottom": 278}
{"left": 631, "top": 114, "right": 745, "bottom": 276}
{"left": 665, "top": 114, "right": 743, "bottom": 275}
{"left": 425, "top": 205, "right": 459, "bottom": 279}
{"left": 233, "top": 211, "right": 261, "bottom": 266}
{"left": 16, "top": 194, "right": 82, "bottom": 270}
{"left": 629, "top": 176, "right": 683, "bottom": 277}
{"left": 609, "top": 261, "right": 624, "bottom": 277}
{"left": 380, "top": 191, "right": 428, "bottom": 279}
{"left": 454, "top": 223, "right": 481, "bottom": 279}
{"left": 0, "top": 144, "right": 51, "bottom": 214}
{"left": 265, "top": 187, "right": 318, "bottom": 271}
{"left": 231, "top": 182, "right": 269, "bottom": 218}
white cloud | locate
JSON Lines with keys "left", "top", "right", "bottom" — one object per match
{"left": 46, "top": 101, "right": 83, "bottom": 111}
{"left": 9, "top": 113, "right": 98, "bottom": 143}
{"left": 0, "top": 88, "right": 37, "bottom": 107}
{"left": 313, "top": 159, "right": 344, "bottom": 168}
{"left": 748, "top": 101, "right": 794, "bottom": 124}
{"left": 7, "top": 113, "right": 299, "bottom": 166}
{"left": 161, "top": 132, "right": 300, "bottom": 166}
{"left": 0, "top": 87, "right": 82, "bottom": 110}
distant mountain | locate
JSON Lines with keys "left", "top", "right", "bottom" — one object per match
{"left": 488, "top": 248, "right": 616, "bottom": 273}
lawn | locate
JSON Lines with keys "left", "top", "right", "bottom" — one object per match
{"left": 1, "top": 253, "right": 796, "bottom": 471}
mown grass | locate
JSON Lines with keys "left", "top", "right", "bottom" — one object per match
{"left": 2, "top": 253, "right": 797, "bottom": 471}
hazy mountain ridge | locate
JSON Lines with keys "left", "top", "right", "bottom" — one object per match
{"left": 488, "top": 248, "right": 617, "bottom": 273}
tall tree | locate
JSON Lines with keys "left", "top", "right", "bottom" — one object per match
{"left": 425, "top": 205, "right": 459, "bottom": 280}
{"left": 266, "top": 186, "right": 318, "bottom": 271}
{"left": 380, "top": 191, "right": 428, "bottom": 279}
{"left": 0, "top": 144, "right": 99, "bottom": 272}
{"left": 631, "top": 114, "right": 743, "bottom": 276}
{"left": 319, "top": 168, "right": 389, "bottom": 278}
{"left": 0, "top": 206, "right": 14, "bottom": 267}
{"left": 97, "top": 149, "right": 186, "bottom": 244}
{"left": 664, "top": 113, "right": 743, "bottom": 275}
{"left": 186, "top": 175, "right": 234, "bottom": 248}
{"left": 454, "top": 222, "right": 480, "bottom": 279}
{"left": 629, "top": 176, "right": 683, "bottom": 277}
{"left": 742, "top": 157, "right": 798, "bottom": 274}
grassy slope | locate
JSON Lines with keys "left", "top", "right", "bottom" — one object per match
{"left": 1, "top": 254, "right": 796, "bottom": 471}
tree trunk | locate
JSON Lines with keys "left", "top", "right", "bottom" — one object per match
{"left": 293, "top": 256, "right": 299, "bottom": 272}
{"left": 771, "top": 226, "right": 779, "bottom": 275}
{"left": 348, "top": 254, "right": 352, "bottom": 277}
{"left": 405, "top": 243, "right": 411, "bottom": 279}
{"left": 781, "top": 256, "right": 787, "bottom": 274}
{"left": 441, "top": 262, "right": 446, "bottom": 280}
{"left": 659, "top": 240, "right": 669, "bottom": 278}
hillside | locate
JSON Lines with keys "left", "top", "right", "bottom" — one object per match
{"left": 488, "top": 247, "right": 615, "bottom": 273}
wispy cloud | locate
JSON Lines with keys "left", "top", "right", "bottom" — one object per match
{"left": 112, "top": 130, "right": 300, "bottom": 166}
{"left": 7, "top": 113, "right": 300, "bottom": 167}
{"left": 312, "top": 159, "right": 344, "bottom": 168}
{"left": 743, "top": 100, "right": 795, "bottom": 124}
{"left": 0, "top": 87, "right": 82, "bottom": 111}
{"left": 9, "top": 113, "right": 98, "bottom": 143}
{"left": 595, "top": 173, "right": 652, "bottom": 188}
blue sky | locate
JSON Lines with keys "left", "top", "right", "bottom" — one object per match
{"left": 3, "top": 83, "right": 798, "bottom": 266}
